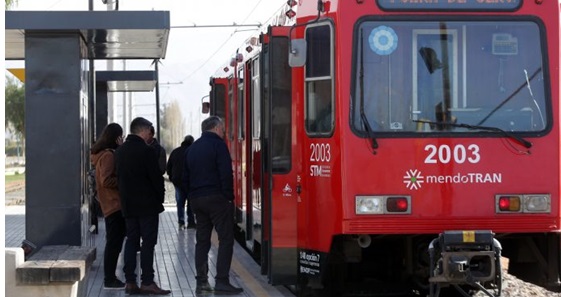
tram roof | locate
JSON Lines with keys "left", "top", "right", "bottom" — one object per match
{"left": 5, "top": 10, "right": 170, "bottom": 60}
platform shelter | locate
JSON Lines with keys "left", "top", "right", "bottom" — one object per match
{"left": 5, "top": 10, "right": 170, "bottom": 250}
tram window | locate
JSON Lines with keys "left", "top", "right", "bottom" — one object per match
{"left": 306, "top": 26, "right": 331, "bottom": 77}
{"left": 228, "top": 78, "right": 235, "bottom": 141}
{"left": 307, "top": 80, "right": 332, "bottom": 133}
{"left": 238, "top": 68, "right": 245, "bottom": 140}
{"left": 351, "top": 20, "right": 548, "bottom": 135}
{"left": 270, "top": 37, "right": 292, "bottom": 174}
{"left": 305, "top": 23, "right": 334, "bottom": 136}
{"left": 252, "top": 59, "right": 260, "bottom": 139}
{"left": 213, "top": 84, "right": 226, "bottom": 119}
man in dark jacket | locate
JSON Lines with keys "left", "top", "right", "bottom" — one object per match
{"left": 148, "top": 126, "right": 167, "bottom": 175}
{"left": 166, "top": 135, "right": 196, "bottom": 230}
{"left": 115, "top": 117, "right": 170, "bottom": 295}
{"left": 182, "top": 116, "right": 243, "bottom": 294}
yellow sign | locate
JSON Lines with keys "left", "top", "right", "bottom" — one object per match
{"left": 462, "top": 231, "right": 475, "bottom": 243}
{"left": 7, "top": 68, "right": 25, "bottom": 83}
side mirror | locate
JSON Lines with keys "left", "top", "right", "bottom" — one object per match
{"left": 289, "top": 39, "right": 307, "bottom": 67}
{"left": 202, "top": 102, "right": 210, "bottom": 114}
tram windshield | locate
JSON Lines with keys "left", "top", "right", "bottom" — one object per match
{"left": 351, "top": 20, "right": 549, "bottom": 134}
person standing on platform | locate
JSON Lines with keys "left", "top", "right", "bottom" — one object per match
{"left": 148, "top": 125, "right": 167, "bottom": 175}
{"left": 183, "top": 116, "right": 244, "bottom": 294}
{"left": 166, "top": 135, "right": 196, "bottom": 230}
{"left": 90, "top": 123, "right": 126, "bottom": 289}
{"left": 115, "top": 117, "right": 171, "bottom": 295}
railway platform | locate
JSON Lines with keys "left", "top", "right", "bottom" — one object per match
{"left": 5, "top": 205, "right": 295, "bottom": 297}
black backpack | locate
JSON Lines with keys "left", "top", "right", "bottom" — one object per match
{"left": 87, "top": 167, "right": 101, "bottom": 233}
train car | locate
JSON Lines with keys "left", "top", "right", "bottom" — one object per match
{"left": 206, "top": 0, "right": 561, "bottom": 296}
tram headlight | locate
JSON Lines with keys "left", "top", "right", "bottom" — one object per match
{"left": 524, "top": 195, "right": 550, "bottom": 213}
{"left": 355, "top": 195, "right": 411, "bottom": 214}
{"left": 356, "top": 196, "right": 384, "bottom": 214}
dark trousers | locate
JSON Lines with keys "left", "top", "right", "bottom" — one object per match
{"left": 123, "top": 214, "right": 159, "bottom": 286}
{"left": 104, "top": 211, "right": 126, "bottom": 282}
{"left": 191, "top": 194, "right": 235, "bottom": 283}
{"left": 174, "top": 186, "right": 195, "bottom": 225}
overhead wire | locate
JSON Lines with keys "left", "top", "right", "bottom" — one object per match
{"left": 178, "top": 30, "right": 243, "bottom": 81}
{"left": 46, "top": 0, "right": 66, "bottom": 9}
{"left": 176, "top": 0, "right": 279, "bottom": 82}
{"left": 241, "top": 0, "right": 265, "bottom": 24}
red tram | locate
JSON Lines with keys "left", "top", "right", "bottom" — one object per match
{"left": 206, "top": 1, "right": 561, "bottom": 296}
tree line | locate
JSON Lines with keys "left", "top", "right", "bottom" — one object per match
{"left": 4, "top": 74, "right": 187, "bottom": 156}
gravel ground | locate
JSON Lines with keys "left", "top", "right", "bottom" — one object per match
{"left": 5, "top": 179, "right": 178, "bottom": 206}
{"left": 472, "top": 260, "right": 560, "bottom": 297}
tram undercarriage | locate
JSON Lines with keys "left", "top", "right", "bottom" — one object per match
{"left": 298, "top": 232, "right": 560, "bottom": 297}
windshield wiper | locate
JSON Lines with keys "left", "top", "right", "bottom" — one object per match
{"left": 524, "top": 69, "right": 546, "bottom": 129}
{"left": 359, "top": 28, "right": 378, "bottom": 150}
{"left": 413, "top": 120, "right": 532, "bottom": 149}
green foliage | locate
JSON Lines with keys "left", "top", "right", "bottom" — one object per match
{"left": 5, "top": 0, "right": 18, "bottom": 10}
{"left": 5, "top": 75, "right": 25, "bottom": 138}
{"left": 5, "top": 173, "right": 25, "bottom": 184}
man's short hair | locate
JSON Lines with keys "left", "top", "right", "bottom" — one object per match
{"left": 201, "top": 116, "right": 222, "bottom": 132}
{"left": 183, "top": 135, "right": 195, "bottom": 146}
{"left": 130, "top": 117, "right": 153, "bottom": 134}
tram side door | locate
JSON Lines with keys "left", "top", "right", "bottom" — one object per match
{"left": 260, "top": 26, "right": 298, "bottom": 285}
{"left": 243, "top": 57, "right": 263, "bottom": 254}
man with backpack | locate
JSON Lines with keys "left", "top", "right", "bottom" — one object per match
{"left": 166, "top": 135, "right": 196, "bottom": 230}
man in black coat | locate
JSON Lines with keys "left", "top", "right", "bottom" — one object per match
{"left": 166, "top": 135, "right": 196, "bottom": 230}
{"left": 182, "top": 116, "right": 243, "bottom": 294}
{"left": 115, "top": 117, "right": 170, "bottom": 295}
{"left": 148, "top": 126, "right": 167, "bottom": 175}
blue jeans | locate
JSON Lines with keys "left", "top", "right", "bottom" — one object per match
{"left": 175, "top": 186, "right": 195, "bottom": 225}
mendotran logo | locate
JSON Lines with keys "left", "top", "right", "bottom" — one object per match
{"left": 403, "top": 169, "right": 424, "bottom": 190}
{"left": 403, "top": 169, "right": 502, "bottom": 190}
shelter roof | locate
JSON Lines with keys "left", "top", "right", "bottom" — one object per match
{"left": 5, "top": 10, "right": 170, "bottom": 60}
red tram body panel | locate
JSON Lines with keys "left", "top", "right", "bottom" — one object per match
{"left": 207, "top": 0, "right": 561, "bottom": 295}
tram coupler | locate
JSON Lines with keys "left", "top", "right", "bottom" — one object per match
{"left": 428, "top": 230, "right": 503, "bottom": 297}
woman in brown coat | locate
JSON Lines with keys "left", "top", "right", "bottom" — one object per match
{"left": 90, "top": 123, "right": 126, "bottom": 289}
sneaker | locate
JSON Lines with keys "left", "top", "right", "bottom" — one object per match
{"left": 178, "top": 223, "right": 185, "bottom": 230}
{"left": 187, "top": 223, "right": 197, "bottom": 229}
{"left": 104, "top": 278, "right": 125, "bottom": 289}
{"left": 125, "top": 283, "right": 141, "bottom": 295}
{"left": 139, "top": 282, "right": 171, "bottom": 295}
{"left": 214, "top": 282, "right": 243, "bottom": 294}
{"left": 195, "top": 281, "right": 213, "bottom": 294}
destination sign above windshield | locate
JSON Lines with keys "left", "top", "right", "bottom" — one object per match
{"left": 377, "top": 0, "right": 521, "bottom": 11}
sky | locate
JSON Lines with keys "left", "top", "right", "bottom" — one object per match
{"left": 4, "top": 0, "right": 289, "bottom": 139}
